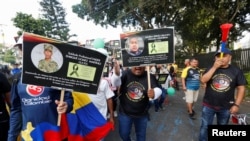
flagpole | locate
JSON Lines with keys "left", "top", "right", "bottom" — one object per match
{"left": 57, "top": 88, "right": 65, "bottom": 126}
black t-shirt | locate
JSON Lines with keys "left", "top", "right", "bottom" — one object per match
{"left": 119, "top": 69, "right": 160, "bottom": 117}
{"left": 202, "top": 65, "right": 247, "bottom": 109}
{"left": 0, "top": 72, "right": 11, "bottom": 121}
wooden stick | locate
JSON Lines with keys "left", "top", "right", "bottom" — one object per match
{"left": 57, "top": 88, "right": 65, "bottom": 126}
{"left": 147, "top": 66, "right": 151, "bottom": 89}
{"left": 146, "top": 66, "right": 152, "bottom": 100}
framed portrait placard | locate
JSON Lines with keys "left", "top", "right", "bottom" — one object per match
{"left": 157, "top": 74, "right": 169, "bottom": 84}
{"left": 21, "top": 32, "right": 107, "bottom": 94}
{"left": 120, "top": 28, "right": 174, "bottom": 67}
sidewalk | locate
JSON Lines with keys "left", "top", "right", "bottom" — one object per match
{"left": 105, "top": 86, "right": 250, "bottom": 141}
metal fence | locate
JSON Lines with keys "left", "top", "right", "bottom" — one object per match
{"left": 190, "top": 48, "right": 250, "bottom": 73}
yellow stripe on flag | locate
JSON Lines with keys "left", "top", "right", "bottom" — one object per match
{"left": 71, "top": 91, "right": 92, "bottom": 114}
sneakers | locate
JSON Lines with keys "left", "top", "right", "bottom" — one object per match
{"left": 189, "top": 113, "right": 195, "bottom": 119}
{"left": 188, "top": 110, "right": 196, "bottom": 119}
{"left": 192, "top": 110, "right": 196, "bottom": 115}
{"left": 155, "top": 108, "right": 159, "bottom": 112}
{"left": 159, "top": 105, "right": 166, "bottom": 110}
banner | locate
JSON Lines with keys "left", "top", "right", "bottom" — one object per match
{"left": 120, "top": 28, "right": 174, "bottom": 67}
{"left": 21, "top": 32, "right": 107, "bottom": 94}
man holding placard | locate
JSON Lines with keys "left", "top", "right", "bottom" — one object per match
{"left": 111, "top": 60, "right": 162, "bottom": 141}
{"left": 8, "top": 38, "right": 73, "bottom": 141}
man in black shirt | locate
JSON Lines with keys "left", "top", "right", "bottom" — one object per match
{"left": 199, "top": 48, "right": 247, "bottom": 141}
{"left": 111, "top": 60, "right": 162, "bottom": 141}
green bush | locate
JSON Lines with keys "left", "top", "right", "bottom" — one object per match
{"left": 244, "top": 72, "right": 250, "bottom": 98}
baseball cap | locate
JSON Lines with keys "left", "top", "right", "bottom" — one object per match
{"left": 44, "top": 44, "right": 53, "bottom": 51}
{"left": 215, "top": 47, "right": 232, "bottom": 56}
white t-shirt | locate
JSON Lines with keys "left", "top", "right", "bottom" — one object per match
{"left": 161, "top": 75, "right": 172, "bottom": 89}
{"left": 88, "top": 79, "right": 114, "bottom": 119}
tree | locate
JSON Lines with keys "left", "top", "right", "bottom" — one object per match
{"left": 72, "top": 0, "right": 250, "bottom": 54}
{"left": 40, "top": 0, "right": 75, "bottom": 41}
{"left": 3, "top": 49, "right": 16, "bottom": 64}
{"left": 12, "top": 12, "right": 52, "bottom": 37}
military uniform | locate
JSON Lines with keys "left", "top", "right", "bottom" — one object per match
{"left": 38, "top": 44, "right": 58, "bottom": 73}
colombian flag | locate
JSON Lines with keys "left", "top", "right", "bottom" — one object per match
{"left": 66, "top": 92, "right": 114, "bottom": 141}
{"left": 21, "top": 114, "right": 69, "bottom": 141}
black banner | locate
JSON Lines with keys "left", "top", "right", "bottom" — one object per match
{"left": 120, "top": 28, "right": 174, "bottom": 67}
{"left": 21, "top": 32, "right": 107, "bottom": 94}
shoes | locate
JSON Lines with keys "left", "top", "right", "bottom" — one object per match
{"left": 155, "top": 108, "right": 159, "bottom": 112}
{"left": 188, "top": 110, "right": 196, "bottom": 119}
{"left": 114, "top": 111, "right": 118, "bottom": 117}
{"left": 189, "top": 113, "right": 195, "bottom": 119}
{"left": 192, "top": 110, "right": 196, "bottom": 115}
{"left": 159, "top": 105, "right": 166, "bottom": 110}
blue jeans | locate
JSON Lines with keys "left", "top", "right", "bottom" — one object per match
{"left": 154, "top": 88, "right": 167, "bottom": 111}
{"left": 118, "top": 112, "right": 148, "bottom": 141}
{"left": 199, "top": 106, "right": 230, "bottom": 141}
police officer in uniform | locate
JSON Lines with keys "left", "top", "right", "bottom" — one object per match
{"left": 38, "top": 44, "right": 58, "bottom": 73}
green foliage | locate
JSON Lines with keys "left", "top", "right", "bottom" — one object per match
{"left": 73, "top": 0, "right": 250, "bottom": 54}
{"left": 3, "top": 50, "right": 16, "bottom": 64}
{"left": 12, "top": 0, "right": 76, "bottom": 41}
{"left": 244, "top": 72, "right": 250, "bottom": 98}
{"left": 12, "top": 12, "right": 52, "bottom": 36}
{"left": 40, "top": 0, "right": 73, "bottom": 41}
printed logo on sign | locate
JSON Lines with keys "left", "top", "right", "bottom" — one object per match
{"left": 26, "top": 85, "right": 44, "bottom": 97}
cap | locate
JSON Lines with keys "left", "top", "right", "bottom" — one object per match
{"left": 13, "top": 35, "right": 23, "bottom": 49}
{"left": 44, "top": 44, "right": 53, "bottom": 51}
{"left": 215, "top": 47, "right": 232, "bottom": 56}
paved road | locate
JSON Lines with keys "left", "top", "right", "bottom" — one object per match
{"left": 105, "top": 86, "right": 250, "bottom": 141}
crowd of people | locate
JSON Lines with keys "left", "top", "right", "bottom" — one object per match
{"left": 0, "top": 39, "right": 248, "bottom": 141}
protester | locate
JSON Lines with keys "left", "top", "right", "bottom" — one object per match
{"left": 111, "top": 60, "right": 162, "bottom": 141}
{"left": 0, "top": 65, "right": 11, "bottom": 80}
{"left": 155, "top": 73, "right": 173, "bottom": 111}
{"left": 181, "top": 57, "right": 200, "bottom": 119}
{"left": 184, "top": 59, "right": 190, "bottom": 67}
{"left": 38, "top": 43, "right": 58, "bottom": 73}
{"left": 88, "top": 77, "right": 115, "bottom": 141}
{"left": 172, "top": 61, "right": 178, "bottom": 75}
{"left": 10, "top": 63, "right": 21, "bottom": 76}
{"left": 8, "top": 41, "right": 74, "bottom": 141}
{"left": 199, "top": 47, "right": 247, "bottom": 141}
{"left": 151, "top": 64, "right": 171, "bottom": 112}
{"left": 106, "top": 58, "right": 123, "bottom": 118}
{"left": 172, "top": 61, "right": 179, "bottom": 90}
{"left": 0, "top": 72, "right": 11, "bottom": 141}
{"left": 126, "top": 36, "right": 143, "bottom": 56}
{"left": 181, "top": 58, "right": 191, "bottom": 100}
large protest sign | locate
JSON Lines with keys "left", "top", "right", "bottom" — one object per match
{"left": 21, "top": 32, "right": 107, "bottom": 94}
{"left": 120, "top": 28, "right": 174, "bottom": 67}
